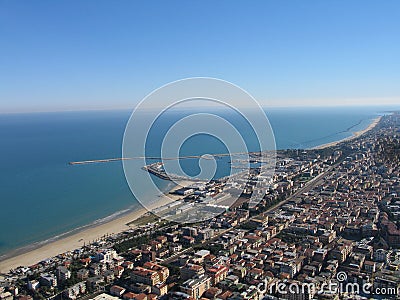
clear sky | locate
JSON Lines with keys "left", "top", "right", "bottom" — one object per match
{"left": 1, "top": 0, "right": 399, "bottom": 112}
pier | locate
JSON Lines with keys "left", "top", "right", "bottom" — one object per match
{"left": 68, "top": 152, "right": 260, "bottom": 166}
{"left": 142, "top": 163, "right": 207, "bottom": 182}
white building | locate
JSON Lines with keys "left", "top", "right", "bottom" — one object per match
{"left": 95, "top": 249, "right": 118, "bottom": 263}
{"left": 27, "top": 280, "right": 40, "bottom": 291}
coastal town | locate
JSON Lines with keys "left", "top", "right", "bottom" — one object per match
{"left": 1, "top": 113, "right": 399, "bottom": 300}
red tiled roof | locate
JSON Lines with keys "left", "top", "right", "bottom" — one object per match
{"left": 123, "top": 292, "right": 138, "bottom": 299}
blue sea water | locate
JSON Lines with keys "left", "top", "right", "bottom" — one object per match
{"left": 0, "top": 106, "right": 398, "bottom": 256}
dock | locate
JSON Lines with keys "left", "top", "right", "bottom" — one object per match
{"left": 68, "top": 152, "right": 261, "bottom": 166}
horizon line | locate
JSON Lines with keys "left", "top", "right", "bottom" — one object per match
{"left": 1, "top": 103, "right": 400, "bottom": 115}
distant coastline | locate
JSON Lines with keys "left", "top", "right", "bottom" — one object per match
{"left": 312, "top": 116, "right": 382, "bottom": 150}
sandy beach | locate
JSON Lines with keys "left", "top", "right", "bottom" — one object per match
{"left": 313, "top": 116, "right": 382, "bottom": 150}
{"left": 0, "top": 181, "right": 191, "bottom": 273}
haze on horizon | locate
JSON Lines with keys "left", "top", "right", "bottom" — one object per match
{"left": 1, "top": 0, "right": 399, "bottom": 113}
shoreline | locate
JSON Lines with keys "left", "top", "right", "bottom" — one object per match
{"left": 0, "top": 181, "right": 191, "bottom": 273}
{"left": 312, "top": 116, "right": 382, "bottom": 150}
{"left": 0, "top": 116, "right": 383, "bottom": 273}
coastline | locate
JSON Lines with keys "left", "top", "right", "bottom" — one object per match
{"left": 312, "top": 116, "right": 382, "bottom": 150}
{"left": 0, "top": 116, "right": 383, "bottom": 273}
{"left": 0, "top": 181, "right": 191, "bottom": 273}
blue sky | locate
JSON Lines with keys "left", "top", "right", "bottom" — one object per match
{"left": 1, "top": 0, "right": 399, "bottom": 112}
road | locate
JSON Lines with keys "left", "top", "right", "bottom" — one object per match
{"left": 160, "top": 164, "right": 336, "bottom": 265}
{"left": 268, "top": 165, "right": 332, "bottom": 210}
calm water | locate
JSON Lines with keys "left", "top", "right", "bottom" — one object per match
{"left": 0, "top": 106, "right": 397, "bottom": 255}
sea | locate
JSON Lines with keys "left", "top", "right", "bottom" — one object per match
{"left": 0, "top": 105, "right": 398, "bottom": 257}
